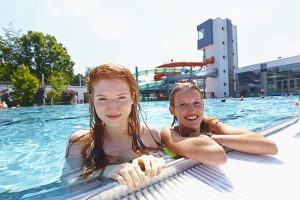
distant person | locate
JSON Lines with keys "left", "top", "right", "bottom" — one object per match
{"left": 295, "top": 101, "right": 300, "bottom": 106}
{"left": 11, "top": 104, "right": 20, "bottom": 109}
{"left": 160, "top": 82, "right": 278, "bottom": 165}
{"left": 64, "top": 64, "right": 165, "bottom": 190}
{"left": 260, "top": 88, "right": 264, "bottom": 97}
{"left": 221, "top": 97, "right": 226, "bottom": 102}
{"left": 0, "top": 101, "right": 8, "bottom": 109}
{"left": 240, "top": 96, "right": 244, "bottom": 101}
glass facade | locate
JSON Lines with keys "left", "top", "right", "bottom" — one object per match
{"left": 236, "top": 62, "right": 300, "bottom": 97}
{"left": 267, "top": 63, "right": 300, "bottom": 95}
{"left": 236, "top": 69, "right": 261, "bottom": 97}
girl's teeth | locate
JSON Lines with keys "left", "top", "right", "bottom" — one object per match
{"left": 186, "top": 116, "right": 197, "bottom": 120}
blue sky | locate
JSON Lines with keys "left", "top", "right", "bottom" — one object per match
{"left": 1, "top": 0, "right": 300, "bottom": 75}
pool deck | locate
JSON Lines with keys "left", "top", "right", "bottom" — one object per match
{"left": 83, "top": 117, "right": 300, "bottom": 200}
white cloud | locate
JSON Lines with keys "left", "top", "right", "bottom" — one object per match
{"left": 225, "top": 6, "right": 274, "bottom": 26}
{"left": 44, "top": 0, "right": 100, "bottom": 16}
{"left": 92, "top": 15, "right": 132, "bottom": 40}
{"left": 270, "top": 35, "right": 289, "bottom": 44}
{"left": 160, "top": 35, "right": 200, "bottom": 62}
{"left": 279, "top": 41, "right": 300, "bottom": 56}
{"left": 44, "top": 1, "right": 62, "bottom": 17}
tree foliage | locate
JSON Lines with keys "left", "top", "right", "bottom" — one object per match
{"left": 70, "top": 73, "right": 85, "bottom": 86}
{"left": 47, "top": 71, "right": 69, "bottom": 103}
{"left": 11, "top": 65, "right": 39, "bottom": 106}
{"left": 0, "top": 27, "right": 75, "bottom": 83}
{"left": 0, "top": 25, "right": 21, "bottom": 82}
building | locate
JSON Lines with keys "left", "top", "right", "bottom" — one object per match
{"left": 197, "top": 18, "right": 238, "bottom": 98}
{"left": 197, "top": 18, "right": 300, "bottom": 98}
{"left": 235, "top": 55, "right": 300, "bottom": 97}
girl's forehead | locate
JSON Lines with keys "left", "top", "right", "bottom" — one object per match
{"left": 93, "top": 79, "right": 130, "bottom": 93}
{"left": 175, "top": 88, "right": 201, "bottom": 97}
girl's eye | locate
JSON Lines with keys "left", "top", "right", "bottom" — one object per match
{"left": 179, "top": 103, "right": 187, "bottom": 107}
{"left": 194, "top": 102, "right": 201, "bottom": 105}
{"left": 98, "top": 98, "right": 107, "bottom": 101}
{"left": 118, "top": 96, "right": 126, "bottom": 99}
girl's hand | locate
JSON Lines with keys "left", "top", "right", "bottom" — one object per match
{"left": 106, "top": 163, "right": 145, "bottom": 190}
{"left": 132, "top": 155, "right": 165, "bottom": 178}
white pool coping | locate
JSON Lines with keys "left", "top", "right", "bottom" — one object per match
{"left": 84, "top": 117, "right": 300, "bottom": 200}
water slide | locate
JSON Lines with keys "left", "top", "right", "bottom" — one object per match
{"left": 135, "top": 68, "right": 188, "bottom": 90}
{"left": 167, "top": 67, "right": 218, "bottom": 82}
{"left": 153, "top": 56, "right": 215, "bottom": 81}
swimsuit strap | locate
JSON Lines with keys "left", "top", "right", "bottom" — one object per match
{"left": 137, "top": 134, "right": 147, "bottom": 149}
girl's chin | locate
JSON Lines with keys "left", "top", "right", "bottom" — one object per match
{"left": 183, "top": 121, "right": 200, "bottom": 128}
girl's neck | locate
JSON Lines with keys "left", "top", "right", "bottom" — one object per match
{"left": 178, "top": 124, "right": 200, "bottom": 137}
{"left": 104, "top": 124, "right": 130, "bottom": 142}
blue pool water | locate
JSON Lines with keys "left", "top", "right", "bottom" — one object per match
{"left": 0, "top": 96, "right": 299, "bottom": 198}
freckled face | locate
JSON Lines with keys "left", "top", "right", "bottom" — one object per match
{"left": 170, "top": 89, "right": 204, "bottom": 130}
{"left": 93, "top": 79, "right": 134, "bottom": 127}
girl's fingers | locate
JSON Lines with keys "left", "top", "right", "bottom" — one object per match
{"left": 119, "top": 169, "right": 134, "bottom": 189}
{"left": 127, "top": 166, "right": 141, "bottom": 188}
{"left": 142, "top": 156, "right": 152, "bottom": 177}
{"left": 156, "top": 158, "right": 164, "bottom": 175}
{"left": 133, "top": 163, "right": 145, "bottom": 184}
{"left": 115, "top": 174, "right": 126, "bottom": 185}
{"left": 132, "top": 155, "right": 166, "bottom": 178}
{"left": 150, "top": 158, "right": 157, "bottom": 177}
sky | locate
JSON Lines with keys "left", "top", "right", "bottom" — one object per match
{"left": 1, "top": 0, "right": 300, "bottom": 75}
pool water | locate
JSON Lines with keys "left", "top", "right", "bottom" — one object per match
{"left": 0, "top": 96, "right": 299, "bottom": 198}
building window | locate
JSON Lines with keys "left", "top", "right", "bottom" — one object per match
{"left": 232, "top": 39, "right": 234, "bottom": 42}
{"left": 198, "top": 29, "right": 204, "bottom": 40}
{"left": 222, "top": 27, "right": 224, "bottom": 30}
{"left": 222, "top": 41, "right": 225, "bottom": 45}
{"left": 223, "top": 70, "right": 226, "bottom": 73}
{"left": 233, "top": 52, "right": 235, "bottom": 55}
{"left": 224, "top": 83, "right": 226, "bottom": 86}
{"left": 223, "top": 55, "right": 226, "bottom": 59}
{"left": 224, "top": 92, "right": 226, "bottom": 96}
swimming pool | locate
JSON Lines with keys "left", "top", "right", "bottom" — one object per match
{"left": 0, "top": 97, "right": 299, "bottom": 198}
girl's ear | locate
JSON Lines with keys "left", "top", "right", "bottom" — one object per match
{"left": 169, "top": 106, "right": 175, "bottom": 116}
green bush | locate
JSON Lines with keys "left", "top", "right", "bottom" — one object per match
{"left": 11, "top": 65, "right": 39, "bottom": 106}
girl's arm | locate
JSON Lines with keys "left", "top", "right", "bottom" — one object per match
{"left": 160, "top": 128, "right": 227, "bottom": 165}
{"left": 210, "top": 122, "right": 278, "bottom": 155}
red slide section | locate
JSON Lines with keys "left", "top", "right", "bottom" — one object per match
{"left": 153, "top": 56, "right": 215, "bottom": 81}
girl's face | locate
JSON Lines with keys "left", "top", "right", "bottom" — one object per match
{"left": 93, "top": 79, "right": 134, "bottom": 127}
{"left": 170, "top": 89, "right": 204, "bottom": 130}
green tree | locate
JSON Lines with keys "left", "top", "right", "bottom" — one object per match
{"left": 18, "top": 31, "right": 75, "bottom": 82}
{"left": 11, "top": 65, "right": 39, "bottom": 106}
{"left": 47, "top": 71, "right": 69, "bottom": 104}
{"left": 0, "top": 25, "right": 21, "bottom": 82}
{"left": 0, "top": 27, "right": 75, "bottom": 83}
{"left": 70, "top": 73, "right": 85, "bottom": 86}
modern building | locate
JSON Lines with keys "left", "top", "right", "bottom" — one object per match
{"left": 235, "top": 55, "right": 300, "bottom": 97}
{"left": 197, "top": 18, "right": 238, "bottom": 98}
{"left": 197, "top": 18, "right": 300, "bottom": 97}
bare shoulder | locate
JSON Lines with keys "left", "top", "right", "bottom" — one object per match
{"left": 140, "top": 124, "right": 161, "bottom": 148}
{"left": 66, "top": 129, "right": 90, "bottom": 157}
{"left": 160, "top": 127, "right": 183, "bottom": 144}
{"left": 160, "top": 128, "right": 172, "bottom": 138}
